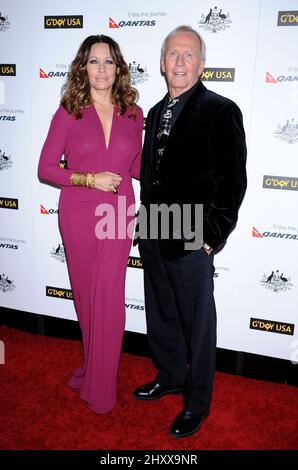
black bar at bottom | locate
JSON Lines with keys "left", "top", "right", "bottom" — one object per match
{"left": 0, "top": 450, "right": 297, "bottom": 466}
{"left": 0, "top": 450, "right": 298, "bottom": 469}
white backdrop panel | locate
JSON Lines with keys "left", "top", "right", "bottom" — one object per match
{"left": 0, "top": 0, "right": 297, "bottom": 360}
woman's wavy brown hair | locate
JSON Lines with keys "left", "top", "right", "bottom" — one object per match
{"left": 61, "top": 35, "right": 138, "bottom": 119}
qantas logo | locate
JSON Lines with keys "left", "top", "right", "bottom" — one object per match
{"left": 40, "top": 204, "right": 58, "bottom": 215}
{"left": 0, "top": 115, "right": 16, "bottom": 121}
{"left": 109, "top": 17, "right": 119, "bottom": 28}
{"left": 252, "top": 227, "right": 263, "bottom": 238}
{"left": 40, "top": 68, "right": 48, "bottom": 78}
{"left": 109, "top": 17, "right": 156, "bottom": 28}
{"left": 266, "top": 71, "right": 278, "bottom": 83}
{"left": 266, "top": 70, "right": 298, "bottom": 83}
{"left": 252, "top": 226, "right": 298, "bottom": 241}
{"left": 39, "top": 67, "right": 69, "bottom": 78}
{"left": 125, "top": 303, "right": 145, "bottom": 310}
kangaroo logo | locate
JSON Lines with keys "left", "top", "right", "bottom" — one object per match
{"left": 198, "top": 6, "right": 232, "bottom": 33}
{"left": 51, "top": 243, "right": 66, "bottom": 263}
{"left": 0, "top": 12, "right": 10, "bottom": 32}
{"left": 274, "top": 118, "right": 298, "bottom": 144}
{"left": 260, "top": 270, "right": 293, "bottom": 293}
{"left": 0, "top": 273, "right": 15, "bottom": 292}
{"left": 128, "top": 61, "right": 149, "bottom": 85}
{"left": 0, "top": 149, "right": 12, "bottom": 171}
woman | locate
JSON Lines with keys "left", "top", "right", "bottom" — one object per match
{"left": 38, "top": 35, "right": 143, "bottom": 413}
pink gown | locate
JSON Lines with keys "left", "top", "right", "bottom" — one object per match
{"left": 38, "top": 104, "right": 143, "bottom": 413}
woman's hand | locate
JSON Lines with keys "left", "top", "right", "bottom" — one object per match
{"left": 93, "top": 171, "right": 122, "bottom": 193}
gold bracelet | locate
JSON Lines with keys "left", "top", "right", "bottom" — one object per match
{"left": 86, "top": 173, "right": 96, "bottom": 189}
{"left": 70, "top": 171, "right": 88, "bottom": 187}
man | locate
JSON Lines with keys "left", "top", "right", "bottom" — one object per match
{"left": 133, "top": 26, "right": 247, "bottom": 438}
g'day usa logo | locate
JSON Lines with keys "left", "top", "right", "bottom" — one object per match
{"left": 0, "top": 197, "right": 18, "bottom": 210}
{"left": 127, "top": 256, "right": 143, "bottom": 269}
{"left": 250, "top": 318, "right": 294, "bottom": 336}
{"left": 0, "top": 64, "right": 16, "bottom": 76}
{"left": 277, "top": 11, "right": 298, "bottom": 26}
{"left": 201, "top": 68, "right": 235, "bottom": 82}
{"left": 44, "top": 15, "right": 83, "bottom": 29}
{"left": 263, "top": 175, "right": 298, "bottom": 191}
{"left": 109, "top": 17, "right": 156, "bottom": 28}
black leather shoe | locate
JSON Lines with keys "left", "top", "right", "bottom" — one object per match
{"left": 133, "top": 380, "right": 183, "bottom": 400}
{"left": 170, "top": 408, "right": 209, "bottom": 438}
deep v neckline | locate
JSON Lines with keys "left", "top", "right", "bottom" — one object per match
{"left": 92, "top": 104, "right": 116, "bottom": 152}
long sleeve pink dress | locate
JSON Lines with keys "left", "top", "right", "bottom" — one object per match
{"left": 38, "top": 104, "right": 143, "bottom": 413}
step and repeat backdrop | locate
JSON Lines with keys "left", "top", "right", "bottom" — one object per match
{"left": 0, "top": 0, "right": 297, "bottom": 361}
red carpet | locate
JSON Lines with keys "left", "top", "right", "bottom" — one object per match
{"left": 0, "top": 326, "right": 297, "bottom": 450}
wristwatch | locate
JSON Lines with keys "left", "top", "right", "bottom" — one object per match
{"left": 202, "top": 241, "right": 213, "bottom": 254}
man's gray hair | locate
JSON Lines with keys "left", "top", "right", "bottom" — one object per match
{"left": 161, "top": 25, "right": 206, "bottom": 62}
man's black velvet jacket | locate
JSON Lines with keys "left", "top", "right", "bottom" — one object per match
{"left": 139, "top": 81, "right": 247, "bottom": 258}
